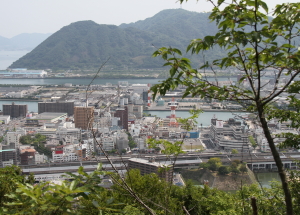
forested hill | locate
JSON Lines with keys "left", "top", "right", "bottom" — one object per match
{"left": 10, "top": 9, "right": 222, "bottom": 70}
{"left": 119, "top": 9, "right": 217, "bottom": 44}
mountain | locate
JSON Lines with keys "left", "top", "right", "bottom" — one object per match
{"left": 0, "top": 33, "right": 51, "bottom": 51}
{"left": 10, "top": 9, "right": 224, "bottom": 70}
{"left": 120, "top": 9, "right": 217, "bottom": 44}
{"left": 0, "top": 35, "right": 12, "bottom": 50}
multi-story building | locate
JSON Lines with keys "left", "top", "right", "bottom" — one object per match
{"left": 128, "top": 157, "right": 173, "bottom": 182}
{"left": 3, "top": 102, "right": 27, "bottom": 118}
{"left": 128, "top": 104, "right": 143, "bottom": 119}
{"left": 114, "top": 107, "right": 128, "bottom": 130}
{"left": 38, "top": 102, "right": 74, "bottom": 116}
{"left": 6, "top": 129, "right": 26, "bottom": 146}
{"left": 0, "top": 143, "right": 17, "bottom": 167}
{"left": 114, "top": 131, "right": 129, "bottom": 153}
{"left": 101, "top": 136, "right": 115, "bottom": 152}
{"left": 82, "top": 139, "right": 95, "bottom": 157}
{"left": 74, "top": 106, "right": 94, "bottom": 130}
{"left": 209, "top": 117, "right": 250, "bottom": 151}
{"left": 20, "top": 148, "right": 36, "bottom": 165}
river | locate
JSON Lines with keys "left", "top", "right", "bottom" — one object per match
{"left": 255, "top": 172, "right": 280, "bottom": 188}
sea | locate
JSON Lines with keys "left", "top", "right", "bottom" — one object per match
{"left": 0, "top": 50, "right": 30, "bottom": 70}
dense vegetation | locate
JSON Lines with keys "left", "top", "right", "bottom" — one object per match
{"left": 10, "top": 9, "right": 224, "bottom": 71}
{"left": 1, "top": 165, "right": 300, "bottom": 214}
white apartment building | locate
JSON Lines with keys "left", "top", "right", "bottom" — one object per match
{"left": 35, "top": 152, "right": 47, "bottom": 164}
{"left": 52, "top": 151, "right": 78, "bottom": 162}
{"left": 6, "top": 129, "right": 26, "bottom": 146}
{"left": 101, "top": 136, "right": 115, "bottom": 151}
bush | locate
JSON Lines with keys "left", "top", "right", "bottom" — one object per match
{"left": 218, "top": 166, "right": 230, "bottom": 175}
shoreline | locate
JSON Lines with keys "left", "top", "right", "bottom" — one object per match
{"left": 0, "top": 99, "right": 42, "bottom": 102}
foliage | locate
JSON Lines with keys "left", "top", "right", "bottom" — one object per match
{"left": 239, "top": 164, "right": 248, "bottom": 173}
{"left": 127, "top": 132, "right": 137, "bottom": 149}
{"left": 2, "top": 164, "right": 300, "bottom": 214}
{"left": 249, "top": 135, "right": 258, "bottom": 148}
{"left": 218, "top": 166, "right": 230, "bottom": 175}
{"left": 231, "top": 149, "right": 238, "bottom": 154}
{"left": 3, "top": 164, "right": 112, "bottom": 215}
{"left": 207, "top": 157, "right": 222, "bottom": 171}
{"left": 0, "top": 166, "right": 34, "bottom": 210}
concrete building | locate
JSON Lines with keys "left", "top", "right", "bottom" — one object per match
{"left": 128, "top": 104, "right": 143, "bottom": 119}
{"left": 6, "top": 129, "right": 26, "bottom": 146}
{"left": 128, "top": 157, "right": 173, "bottom": 182}
{"left": 25, "top": 112, "right": 68, "bottom": 126}
{"left": 209, "top": 117, "right": 250, "bottom": 151}
{"left": 20, "top": 148, "right": 36, "bottom": 165}
{"left": 3, "top": 102, "right": 27, "bottom": 118}
{"left": 82, "top": 139, "right": 95, "bottom": 157}
{"left": 114, "top": 107, "right": 128, "bottom": 130}
{"left": 0, "top": 143, "right": 17, "bottom": 167}
{"left": 101, "top": 136, "right": 115, "bottom": 152}
{"left": 38, "top": 102, "right": 75, "bottom": 116}
{"left": 74, "top": 106, "right": 94, "bottom": 130}
{"left": 115, "top": 131, "right": 129, "bottom": 153}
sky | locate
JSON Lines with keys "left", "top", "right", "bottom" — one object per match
{"left": 0, "top": 0, "right": 298, "bottom": 38}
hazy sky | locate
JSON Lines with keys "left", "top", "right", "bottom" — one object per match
{"left": 0, "top": 0, "right": 297, "bottom": 38}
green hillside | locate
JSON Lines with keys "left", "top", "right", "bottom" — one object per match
{"left": 10, "top": 9, "right": 224, "bottom": 71}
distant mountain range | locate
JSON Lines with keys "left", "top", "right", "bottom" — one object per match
{"left": 9, "top": 9, "right": 223, "bottom": 70}
{"left": 0, "top": 33, "right": 51, "bottom": 51}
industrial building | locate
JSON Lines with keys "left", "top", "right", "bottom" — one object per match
{"left": 25, "top": 112, "right": 68, "bottom": 126}
{"left": 38, "top": 101, "right": 74, "bottom": 116}
{"left": 0, "top": 70, "right": 47, "bottom": 78}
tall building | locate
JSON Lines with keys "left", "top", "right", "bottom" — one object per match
{"left": 114, "top": 107, "right": 128, "bottom": 130}
{"left": 3, "top": 102, "right": 27, "bottom": 118}
{"left": 38, "top": 102, "right": 74, "bottom": 116}
{"left": 74, "top": 106, "right": 94, "bottom": 130}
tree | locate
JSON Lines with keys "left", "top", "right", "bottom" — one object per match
{"left": 0, "top": 166, "right": 34, "bottom": 210}
{"left": 249, "top": 135, "right": 258, "bottom": 149}
{"left": 231, "top": 149, "right": 238, "bottom": 154}
{"left": 239, "top": 164, "right": 248, "bottom": 173}
{"left": 207, "top": 157, "right": 222, "bottom": 171}
{"left": 218, "top": 166, "right": 230, "bottom": 175}
{"left": 151, "top": 1, "right": 300, "bottom": 213}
